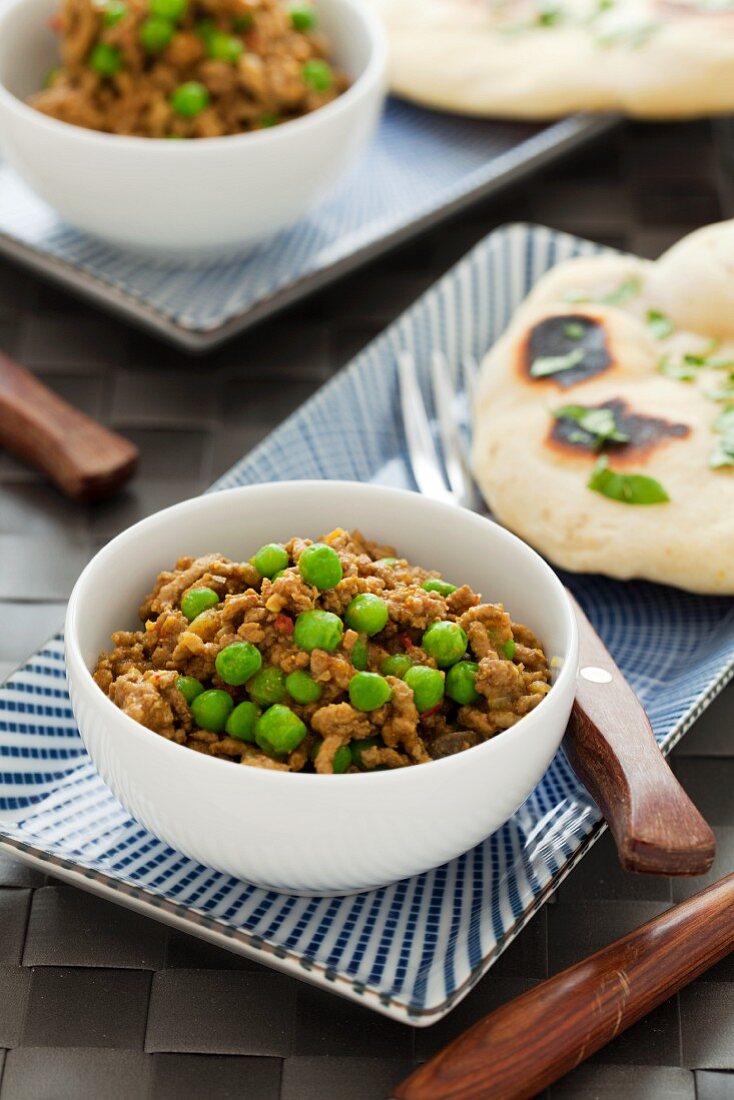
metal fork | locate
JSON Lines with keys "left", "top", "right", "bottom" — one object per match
{"left": 395, "top": 348, "right": 715, "bottom": 877}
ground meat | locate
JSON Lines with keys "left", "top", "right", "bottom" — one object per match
{"left": 513, "top": 644, "right": 549, "bottom": 673}
{"left": 428, "top": 730, "right": 481, "bottom": 759}
{"left": 475, "top": 658, "right": 524, "bottom": 705}
{"left": 30, "top": 0, "right": 349, "bottom": 139}
{"left": 385, "top": 587, "right": 447, "bottom": 631}
{"left": 94, "top": 532, "right": 553, "bottom": 775}
{"left": 380, "top": 679, "right": 430, "bottom": 764}
{"left": 110, "top": 669, "right": 188, "bottom": 743}
{"left": 311, "top": 703, "right": 372, "bottom": 742}
{"left": 361, "top": 747, "right": 410, "bottom": 769}
{"left": 459, "top": 603, "right": 514, "bottom": 646}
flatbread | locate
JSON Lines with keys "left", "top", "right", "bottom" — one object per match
{"left": 368, "top": 0, "right": 734, "bottom": 119}
{"left": 471, "top": 221, "right": 734, "bottom": 594}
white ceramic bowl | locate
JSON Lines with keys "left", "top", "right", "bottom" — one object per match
{"left": 65, "top": 482, "right": 579, "bottom": 895}
{"left": 0, "top": 0, "right": 386, "bottom": 255}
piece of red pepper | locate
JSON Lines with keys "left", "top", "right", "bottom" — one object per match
{"left": 420, "top": 704, "right": 442, "bottom": 719}
{"left": 274, "top": 613, "right": 294, "bottom": 635}
{"left": 400, "top": 632, "right": 413, "bottom": 651}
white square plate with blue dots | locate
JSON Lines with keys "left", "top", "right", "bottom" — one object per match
{"left": 1, "top": 222, "right": 732, "bottom": 1025}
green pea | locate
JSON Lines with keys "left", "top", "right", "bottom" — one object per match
{"left": 422, "top": 621, "right": 468, "bottom": 668}
{"left": 225, "top": 700, "right": 259, "bottom": 742}
{"left": 311, "top": 739, "right": 351, "bottom": 773}
{"left": 349, "top": 672, "right": 392, "bottom": 712}
{"left": 259, "top": 113, "right": 278, "bottom": 128}
{"left": 207, "top": 32, "right": 244, "bottom": 62}
{"left": 215, "top": 642, "right": 262, "bottom": 686}
{"left": 140, "top": 16, "right": 174, "bottom": 53}
{"left": 255, "top": 704, "right": 307, "bottom": 755}
{"left": 380, "top": 653, "right": 412, "bottom": 679}
{"left": 422, "top": 579, "right": 457, "bottom": 597}
{"left": 89, "top": 43, "right": 122, "bottom": 76}
{"left": 351, "top": 736, "right": 381, "bottom": 769}
{"left": 251, "top": 543, "right": 289, "bottom": 578}
{"left": 103, "top": 1, "right": 128, "bottom": 26}
{"left": 350, "top": 636, "right": 369, "bottom": 671}
{"left": 298, "top": 543, "right": 343, "bottom": 590}
{"left": 249, "top": 666, "right": 286, "bottom": 706}
{"left": 176, "top": 675, "right": 204, "bottom": 705}
{"left": 285, "top": 669, "right": 323, "bottom": 705}
{"left": 191, "top": 689, "right": 233, "bottom": 732}
{"left": 333, "top": 746, "right": 351, "bottom": 773}
{"left": 293, "top": 609, "right": 343, "bottom": 653}
{"left": 151, "top": 0, "right": 187, "bottom": 20}
{"left": 404, "top": 665, "right": 444, "bottom": 713}
{"left": 446, "top": 662, "right": 481, "bottom": 705}
{"left": 503, "top": 639, "right": 517, "bottom": 660}
{"left": 302, "top": 58, "right": 333, "bottom": 91}
{"left": 290, "top": 2, "right": 316, "bottom": 30}
{"left": 195, "top": 18, "right": 215, "bottom": 42}
{"left": 181, "top": 587, "right": 219, "bottom": 622}
{"left": 171, "top": 81, "right": 211, "bottom": 118}
{"left": 271, "top": 569, "right": 287, "bottom": 581}
{"left": 345, "top": 593, "right": 389, "bottom": 637}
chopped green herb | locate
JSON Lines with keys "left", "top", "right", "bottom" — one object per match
{"left": 536, "top": 1, "right": 564, "bottom": 26}
{"left": 710, "top": 437, "right": 734, "bottom": 469}
{"left": 596, "top": 21, "right": 660, "bottom": 48}
{"left": 553, "top": 404, "right": 630, "bottom": 449}
{"left": 659, "top": 356, "right": 699, "bottom": 382}
{"left": 684, "top": 352, "right": 734, "bottom": 370}
{"left": 710, "top": 403, "right": 734, "bottom": 469}
{"left": 564, "top": 277, "right": 642, "bottom": 309}
{"left": 713, "top": 405, "right": 734, "bottom": 434}
{"left": 499, "top": 1, "right": 565, "bottom": 33}
{"left": 587, "top": 456, "right": 669, "bottom": 505}
{"left": 705, "top": 375, "right": 734, "bottom": 402}
{"left": 602, "top": 277, "right": 643, "bottom": 306}
{"left": 564, "top": 322, "right": 585, "bottom": 340}
{"left": 530, "top": 348, "right": 585, "bottom": 379}
{"left": 646, "top": 309, "right": 674, "bottom": 340}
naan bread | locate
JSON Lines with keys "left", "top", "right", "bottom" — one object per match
{"left": 471, "top": 221, "right": 734, "bottom": 594}
{"left": 369, "top": 0, "right": 734, "bottom": 119}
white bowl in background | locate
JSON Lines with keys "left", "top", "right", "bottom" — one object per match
{"left": 0, "top": 0, "right": 386, "bottom": 255}
{"left": 65, "top": 481, "right": 579, "bottom": 895}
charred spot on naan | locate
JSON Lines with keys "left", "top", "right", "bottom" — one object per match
{"left": 548, "top": 398, "right": 690, "bottom": 464}
{"left": 521, "top": 315, "right": 613, "bottom": 389}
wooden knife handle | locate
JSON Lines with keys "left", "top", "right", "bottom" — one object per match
{"left": 393, "top": 873, "right": 734, "bottom": 1100}
{"left": 0, "top": 351, "right": 138, "bottom": 501}
{"left": 564, "top": 591, "right": 715, "bottom": 876}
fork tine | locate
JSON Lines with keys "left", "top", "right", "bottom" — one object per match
{"left": 430, "top": 350, "right": 474, "bottom": 507}
{"left": 463, "top": 354, "right": 479, "bottom": 409}
{"left": 397, "top": 351, "right": 455, "bottom": 504}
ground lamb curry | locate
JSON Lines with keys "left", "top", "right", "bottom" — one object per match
{"left": 93, "top": 529, "right": 553, "bottom": 773}
{"left": 30, "top": 0, "right": 348, "bottom": 139}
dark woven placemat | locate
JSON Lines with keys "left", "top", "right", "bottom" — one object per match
{"left": 1, "top": 119, "right": 733, "bottom": 1100}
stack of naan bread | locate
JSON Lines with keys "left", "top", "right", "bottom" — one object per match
{"left": 471, "top": 221, "right": 734, "bottom": 594}
{"left": 368, "top": 0, "right": 734, "bottom": 119}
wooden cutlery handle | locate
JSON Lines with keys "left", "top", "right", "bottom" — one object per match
{"left": 564, "top": 591, "right": 715, "bottom": 876}
{"left": 392, "top": 873, "right": 734, "bottom": 1100}
{"left": 0, "top": 351, "right": 138, "bottom": 501}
